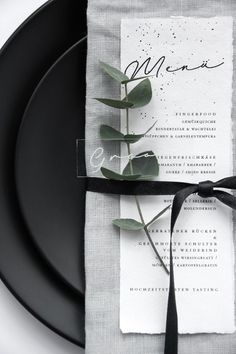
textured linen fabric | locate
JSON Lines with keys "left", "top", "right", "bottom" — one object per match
{"left": 85, "top": 1, "right": 236, "bottom": 353}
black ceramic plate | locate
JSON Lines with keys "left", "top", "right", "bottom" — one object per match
{"left": 0, "top": 0, "right": 87, "bottom": 347}
{"left": 16, "top": 38, "right": 87, "bottom": 296}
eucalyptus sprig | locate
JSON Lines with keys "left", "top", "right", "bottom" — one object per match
{"left": 95, "top": 61, "right": 170, "bottom": 275}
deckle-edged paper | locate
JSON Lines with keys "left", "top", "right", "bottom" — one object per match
{"left": 120, "top": 17, "right": 235, "bottom": 334}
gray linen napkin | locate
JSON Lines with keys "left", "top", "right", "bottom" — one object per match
{"left": 85, "top": 0, "right": 236, "bottom": 353}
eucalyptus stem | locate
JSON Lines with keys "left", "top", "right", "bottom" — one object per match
{"left": 124, "top": 84, "right": 169, "bottom": 275}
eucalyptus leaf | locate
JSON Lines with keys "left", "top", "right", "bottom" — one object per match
{"left": 124, "top": 134, "right": 144, "bottom": 144}
{"left": 94, "top": 98, "right": 133, "bottom": 109}
{"left": 101, "top": 167, "right": 141, "bottom": 180}
{"left": 121, "top": 75, "right": 154, "bottom": 84}
{"left": 100, "top": 61, "right": 129, "bottom": 83}
{"left": 146, "top": 205, "right": 171, "bottom": 228}
{"left": 100, "top": 125, "right": 125, "bottom": 141}
{"left": 125, "top": 78, "right": 152, "bottom": 108}
{"left": 124, "top": 121, "right": 157, "bottom": 144}
{"left": 112, "top": 218, "right": 144, "bottom": 231}
{"left": 123, "top": 150, "right": 159, "bottom": 178}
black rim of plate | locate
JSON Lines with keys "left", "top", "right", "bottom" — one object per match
{"left": 15, "top": 35, "right": 87, "bottom": 297}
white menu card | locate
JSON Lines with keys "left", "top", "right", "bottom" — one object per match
{"left": 120, "top": 17, "right": 235, "bottom": 334}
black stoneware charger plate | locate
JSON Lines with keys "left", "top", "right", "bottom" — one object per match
{"left": 0, "top": 0, "right": 87, "bottom": 347}
{"left": 16, "top": 37, "right": 87, "bottom": 296}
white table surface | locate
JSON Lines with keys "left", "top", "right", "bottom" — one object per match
{"left": 0, "top": 1, "right": 84, "bottom": 353}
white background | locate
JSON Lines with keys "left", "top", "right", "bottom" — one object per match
{"left": 0, "top": 1, "right": 84, "bottom": 353}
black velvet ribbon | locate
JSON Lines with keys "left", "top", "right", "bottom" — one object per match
{"left": 86, "top": 176, "right": 236, "bottom": 354}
